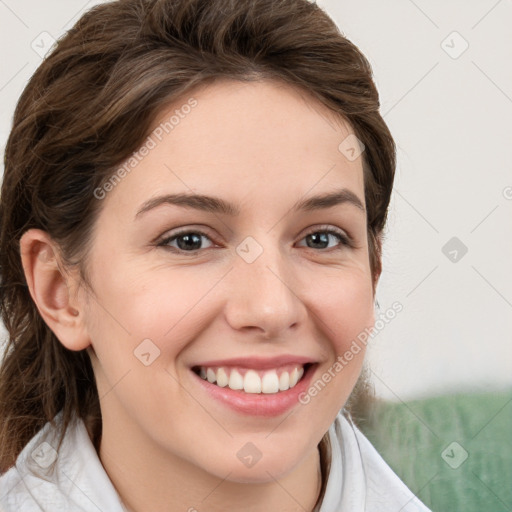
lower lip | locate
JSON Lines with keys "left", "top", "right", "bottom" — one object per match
{"left": 191, "top": 364, "right": 317, "bottom": 417}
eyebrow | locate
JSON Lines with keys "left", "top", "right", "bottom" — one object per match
{"left": 135, "top": 188, "right": 365, "bottom": 219}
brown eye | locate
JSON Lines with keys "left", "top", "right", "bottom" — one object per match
{"left": 297, "top": 228, "right": 351, "bottom": 251}
{"left": 158, "top": 230, "right": 214, "bottom": 253}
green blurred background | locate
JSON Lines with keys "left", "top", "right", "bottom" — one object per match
{"left": 359, "top": 389, "right": 512, "bottom": 512}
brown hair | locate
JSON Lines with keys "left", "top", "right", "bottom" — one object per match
{"left": 0, "top": 0, "right": 396, "bottom": 506}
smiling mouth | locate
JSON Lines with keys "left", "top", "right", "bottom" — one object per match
{"left": 191, "top": 363, "right": 313, "bottom": 394}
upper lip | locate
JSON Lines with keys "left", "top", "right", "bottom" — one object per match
{"left": 191, "top": 355, "right": 316, "bottom": 370}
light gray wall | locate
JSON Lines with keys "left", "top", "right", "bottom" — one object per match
{"left": 1, "top": 0, "right": 511, "bottom": 401}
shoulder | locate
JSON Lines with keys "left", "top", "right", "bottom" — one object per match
{"left": 0, "top": 412, "right": 125, "bottom": 512}
{"left": 0, "top": 413, "right": 67, "bottom": 511}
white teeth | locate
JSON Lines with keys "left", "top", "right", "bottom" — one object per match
{"left": 244, "top": 370, "right": 261, "bottom": 393}
{"left": 216, "top": 367, "right": 229, "bottom": 387}
{"left": 228, "top": 369, "right": 244, "bottom": 390}
{"left": 261, "top": 370, "right": 279, "bottom": 394}
{"left": 289, "top": 368, "right": 299, "bottom": 387}
{"left": 279, "top": 371, "right": 290, "bottom": 391}
{"left": 289, "top": 367, "right": 304, "bottom": 387}
{"left": 206, "top": 368, "right": 216, "bottom": 383}
{"left": 196, "top": 365, "right": 307, "bottom": 394}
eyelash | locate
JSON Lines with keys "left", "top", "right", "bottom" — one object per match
{"left": 156, "top": 226, "right": 353, "bottom": 255}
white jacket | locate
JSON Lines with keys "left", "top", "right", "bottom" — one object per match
{"left": 0, "top": 410, "right": 432, "bottom": 511}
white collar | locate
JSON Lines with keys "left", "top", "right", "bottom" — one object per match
{"left": 0, "top": 412, "right": 126, "bottom": 512}
{"left": 320, "top": 410, "right": 431, "bottom": 511}
{"left": 0, "top": 410, "right": 431, "bottom": 512}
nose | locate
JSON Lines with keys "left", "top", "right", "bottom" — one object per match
{"left": 223, "top": 238, "right": 306, "bottom": 340}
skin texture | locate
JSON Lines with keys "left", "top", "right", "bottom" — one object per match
{"left": 20, "top": 78, "right": 379, "bottom": 512}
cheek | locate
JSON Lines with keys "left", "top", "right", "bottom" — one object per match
{"left": 313, "top": 268, "right": 375, "bottom": 352}
{"left": 293, "top": 270, "right": 374, "bottom": 432}
{"left": 83, "top": 265, "right": 226, "bottom": 394}
{"left": 119, "top": 271, "right": 220, "bottom": 344}
{"left": 86, "top": 253, "right": 208, "bottom": 334}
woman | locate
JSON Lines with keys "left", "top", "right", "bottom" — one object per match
{"left": 0, "top": 0, "right": 432, "bottom": 510}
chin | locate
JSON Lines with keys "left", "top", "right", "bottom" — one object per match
{"left": 218, "top": 465, "right": 291, "bottom": 485}
{"left": 211, "top": 446, "right": 305, "bottom": 484}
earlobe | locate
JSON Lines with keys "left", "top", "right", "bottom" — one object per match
{"left": 19, "top": 229, "right": 91, "bottom": 351}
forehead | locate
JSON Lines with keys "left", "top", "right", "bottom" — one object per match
{"left": 105, "top": 78, "right": 365, "bottom": 216}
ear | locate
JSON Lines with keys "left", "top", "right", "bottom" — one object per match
{"left": 19, "top": 229, "right": 91, "bottom": 351}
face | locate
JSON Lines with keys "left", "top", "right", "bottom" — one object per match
{"left": 78, "top": 78, "right": 376, "bottom": 483}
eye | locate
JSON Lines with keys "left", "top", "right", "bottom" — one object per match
{"left": 157, "top": 229, "right": 215, "bottom": 253}
{"left": 297, "top": 226, "right": 352, "bottom": 252}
